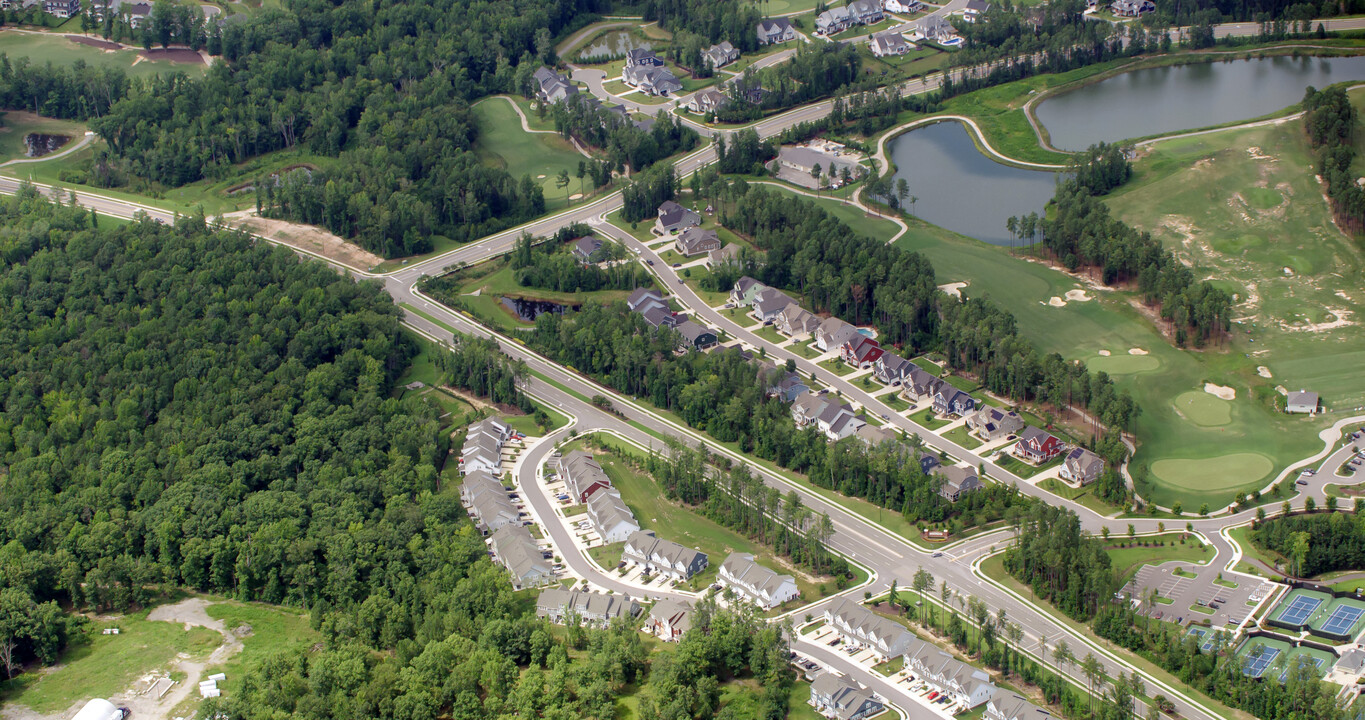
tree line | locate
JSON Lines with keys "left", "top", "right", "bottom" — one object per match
{"left": 1252, "top": 510, "right": 1365, "bottom": 578}
{"left": 526, "top": 301, "right": 1033, "bottom": 532}
{"left": 544, "top": 94, "right": 700, "bottom": 175}
{"left": 510, "top": 228, "right": 655, "bottom": 293}
{"left": 1303, "top": 86, "right": 1365, "bottom": 234}
{"left": 1033, "top": 145, "right": 1232, "bottom": 347}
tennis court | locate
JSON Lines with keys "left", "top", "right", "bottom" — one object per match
{"left": 1241, "top": 645, "right": 1282, "bottom": 678}
{"left": 1276, "top": 655, "right": 1326, "bottom": 683}
{"left": 1311, "top": 597, "right": 1365, "bottom": 640}
{"left": 1268, "top": 588, "right": 1333, "bottom": 630}
{"left": 1184, "top": 626, "right": 1229, "bottom": 653}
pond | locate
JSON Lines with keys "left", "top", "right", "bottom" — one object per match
{"left": 577, "top": 30, "right": 651, "bottom": 62}
{"left": 1035, "top": 54, "right": 1365, "bottom": 150}
{"left": 885, "top": 121, "right": 1059, "bottom": 246}
{"left": 501, "top": 296, "right": 579, "bottom": 322}
{"left": 24, "top": 133, "right": 69, "bottom": 158}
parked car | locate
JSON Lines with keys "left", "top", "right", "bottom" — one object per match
{"left": 932, "top": 552, "right": 944, "bottom": 558}
{"left": 1297, "top": 478, "right": 1310, "bottom": 485}
{"left": 671, "top": 263, "right": 681, "bottom": 268}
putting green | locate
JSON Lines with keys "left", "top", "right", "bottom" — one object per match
{"left": 1173, "top": 391, "right": 1232, "bottom": 427}
{"left": 1085, "top": 354, "right": 1160, "bottom": 374}
{"left": 1151, "top": 453, "right": 1274, "bottom": 491}
{"left": 1243, "top": 186, "right": 1282, "bottom": 210}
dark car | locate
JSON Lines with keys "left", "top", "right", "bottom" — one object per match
{"left": 646, "top": 259, "right": 654, "bottom": 265}
{"left": 1297, "top": 478, "right": 1310, "bottom": 485}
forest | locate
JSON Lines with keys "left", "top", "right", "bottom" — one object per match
{"left": 509, "top": 229, "right": 654, "bottom": 293}
{"left": 1303, "top": 86, "right": 1365, "bottom": 234}
{"left": 546, "top": 96, "right": 700, "bottom": 176}
{"left": 1252, "top": 510, "right": 1365, "bottom": 578}
{"left": 527, "top": 302, "right": 1032, "bottom": 529}
{"left": 1004, "top": 504, "right": 1116, "bottom": 620}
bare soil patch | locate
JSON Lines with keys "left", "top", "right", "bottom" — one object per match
{"left": 66, "top": 35, "right": 122, "bottom": 50}
{"left": 140, "top": 48, "right": 204, "bottom": 65}
{"left": 235, "top": 216, "right": 383, "bottom": 271}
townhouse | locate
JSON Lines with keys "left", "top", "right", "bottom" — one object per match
{"left": 587, "top": 490, "right": 640, "bottom": 543}
{"left": 622, "top": 530, "right": 709, "bottom": 581}
{"left": 489, "top": 525, "right": 555, "bottom": 590}
{"left": 823, "top": 598, "right": 917, "bottom": 660}
{"left": 535, "top": 589, "right": 639, "bottom": 627}
{"left": 560, "top": 450, "right": 614, "bottom": 503}
{"left": 907, "top": 642, "right": 998, "bottom": 709}
{"left": 809, "top": 673, "right": 885, "bottom": 720}
{"left": 719, "top": 553, "right": 801, "bottom": 609}
{"left": 461, "top": 416, "right": 513, "bottom": 476}
{"left": 649, "top": 599, "right": 694, "bottom": 641}
{"left": 461, "top": 471, "right": 521, "bottom": 533}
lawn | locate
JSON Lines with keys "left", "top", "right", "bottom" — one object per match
{"left": 750, "top": 182, "right": 901, "bottom": 241}
{"left": 1104, "top": 533, "right": 1212, "bottom": 582}
{"left": 1228, "top": 525, "right": 1284, "bottom": 577}
{"left": 1037, "top": 477, "right": 1124, "bottom": 518}
{"left": 909, "top": 407, "right": 951, "bottom": 430}
{"left": 817, "top": 357, "right": 855, "bottom": 377}
{"left": 589, "top": 541, "right": 627, "bottom": 571}
{"left": 790, "top": 341, "right": 824, "bottom": 360}
{"left": 0, "top": 111, "right": 86, "bottom": 163}
{"left": 579, "top": 434, "right": 844, "bottom": 599}
{"left": 993, "top": 452, "right": 1059, "bottom": 479}
{"left": 203, "top": 600, "right": 319, "bottom": 700}
{"left": 472, "top": 98, "right": 593, "bottom": 213}
{"left": 880, "top": 392, "right": 909, "bottom": 412}
{"left": 0, "top": 30, "right": 208, "bottom": 79}
{"left": 754, "top": 324, "right": 788, "bottom": 345}
{"left": 942, "top": 424, "right": 982, "bottom": 450}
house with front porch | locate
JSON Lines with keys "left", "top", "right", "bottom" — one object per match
{"left": 535, "top": 589, "right": 639, "bottom": 627}
{"left": 932, "top": 387, "right": 975, "bottom": 417}
{"left": 809, "top": 673, "right": 885, "bottom": 720}
{"left": 1060, "top": 447, "right": 1105, "bottom": 485}
{"left": 841, "top": 336, "right": 884, "bottom": 369}
{"left": 815, "top": 317, "right": 861, "bottom": 353}
{"left": 934, "top": 465, "right": 983, "bottom": 502}
{"left": 966, "top": 406, "right": 1023, "bottom": 442}
{"left": 719, "top": 553, "right": 800, "bottom": 609}
{"left": 753, "top": 287, "right": 798, "bottom": 324}
{"left": 904, "top": 367, "right": 945, "bottom": 401}
{"left": 757, "top": 17, "right": 797, "bottom": 44}
{"left": 1013, "top": 426, "right": 1062, "bottom": 463}
{"left": 731, "top": 276, "right": 766, "bottom": 307}
{"left": 622, "top": 530, "right": 708, "bottom": 580}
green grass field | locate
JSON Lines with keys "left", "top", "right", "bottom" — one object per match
{"left": 472, "top": 98, "right": 592, "bottom": 212}
{"left": 753, "top": 182, "right": 901, "bottom": 241}
{"left": 203, "top": 601, "right": 319, "bottom": 699}
{"left": 1038, "top": 477, "right": 1123, "bottom": 518}
{"left": 0, "top": 605, "right": 221, "bottom": 713}
{"left": 0, "top": 30, "right": 207, "bottom": 79}
{"left": 1104, "top": 533, "right": 1212, "bottom": 583}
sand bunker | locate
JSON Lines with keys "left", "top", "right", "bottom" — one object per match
{"left": 1246, "top": 146, "right": 1275, "bottom": 161}
{"left": 1204, "top": 383, "right": 1236, "bottom": 400}
{"left": 1257, "top": 366, "right": 1272, "bottom": 378}
{"left": 1098, "top": 350, "right": 1112, "bottom": 357}
{"left": 1047, "top": 296, "right": 1067, "bottom": 307}
{"left": 938, "top": 281, "right": 968, "bottom": 298}
{"left": 1275, "top": 385, "right": 1288, "bottom": 396}
{"left": 569, "top": 193, "right": 584, "bottom": 200}
{"left": 1129, "top": 348, "right": 1149, "bottom": 355}
{"left": 1281, "top": 307, "right": 1355, "bottom": 333}
{"left": 1064, "top": 289, "right": 1092, "bottom": 302}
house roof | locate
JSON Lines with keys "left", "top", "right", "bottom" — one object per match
{"left": 650, "top": 598, "right": 694, "bottom": 633}
{"left": 876, "top": 352, "right": 913, "bottom": 376}
{"left": 690, "top": 87, "right": 729, "bottom": 110}
{"left": 843, "top": 335, "right": 880, "bottom": 361}
{"left": 935, "top": 465, "right": 980, "bottom": 495}
{"left": 1018, "top": 425, "right": 1055, "bottom": 446}
{"left": 754, "top": 289, "right": 798, "bottom": 317}
{"left": 871, "top": 31, "right": 910, "bottom": 53}
{"left": 536, "top": 589, "right": 639, "bottom": 621}
{"left": 625, "top": 530, "right": 707, "bottom": 568}
{"left": 721, "top": 553, "right": 796, "bottom": 599}
{"left": 817, "top": 317, "right": 860, "bottom": 347}
{"left": 849, "top": 0, "right": 881, "bottom": 15}
{"left": 676, "top": 319, "right": 715, "bottom": 345}
{"left": 574, "top": 235, "right": 603, "bottom": 258}
{"left": 708, "top": 243, "right": 741, "bottom": 265}
{"left": 657, "top": 200, "right": 699, "bottom": 229}
{"left": 1065, "top": 447, "right": 1105, "bottom": 478}
{"left": 561, "top": 450, "right": 612, "bottom": 500}
{"left": 588, "top": 490, "right": 639, "bottom": 533}
{"left": 1288, "top": 390, "right": 1319, "bottom": 407}
{"left": 627, "top": 287, "right": 665, "bottom": 311}
{"left": 989, "top": 689, "right": 1055, "bottom": 720}
{"left": 759, "top": 17, "right": 794, "bottom": 33}
{"left": 855, "top": 424, "right": 897, "bottom": 447}
{"left": 490, "top": 525, "right": 552, "bottom": 582}
{"left": 641, "top": 306, "right": 678, "bottom": 328}
{"left": 935, "top": 386, "right": 972, "bottom": 407}
{"left": 626, "top": 47, "right": 660, "bottom": 63}
{"left": 677, "top": 227, "right": 721, "bottom": 254}
{"left": 964, "top": 0, "right": 989, "bottom": 11}
{"left": 624, "top": 64, "right": 683, "bottom": 92}
{"left": 777, "top": 146, "right": 863, "bottom": 176}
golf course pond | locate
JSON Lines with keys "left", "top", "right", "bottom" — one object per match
{"left": 1035, "top": 54, "right": 1365, "bottom": 150}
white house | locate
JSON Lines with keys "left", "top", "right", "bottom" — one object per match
{"left": 719, "top": 553, "right": 801, "bottom": 609}
{"left": 1286, "top": 389, "right": 1320, "bottom": 414}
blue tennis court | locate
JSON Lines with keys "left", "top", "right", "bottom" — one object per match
{"left": 1320, "top": 604, "right": 1365, "bottom": 637}
{"left": 1277, "top": 656, "right": 1325, "bottom": 683}
{"left": 1276, "top": 595, "right": 1323, "bottom": 625}
{"left": 1242, "top": 646, "right": 1281, "bottom": 678}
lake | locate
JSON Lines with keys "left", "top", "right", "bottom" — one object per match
{"left": 578, "top": 30, "right": 651, "bottom": 62}
{"left": 885, "top": 121, "right": 1059, "bottom": 246}
{"left": 1035, "top": 54, "right": 1365, "bottom": 150}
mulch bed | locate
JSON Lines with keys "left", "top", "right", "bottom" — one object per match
{"left": 140, "top": 48, "right": 204, "bottom": 64}
{"left": 67, "top": 35, "right": 122, "bottom": 50}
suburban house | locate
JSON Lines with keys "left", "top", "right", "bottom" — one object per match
{"left": 1286, "top": 389, "right": 1320, "bottom": 414}
{"left": 719, "top": 553, "right": 801, "bottom": 609}
{"left": 908, "top": 642, "right": 998, "bottom": 709}
{"left": 815, "top": 5, "right": 852, "bottom": 34}
{"left": 1060, "top": 447, "right": 1105, "bottom": 485}
{"left": 848, "top": 0, "right": 885, "bottom": 23}
{"left": 962, "top": 0, "right": 989, "bottom": 22}
{"left": 43, "top": 0, "right": 79, "bottom": 17}
{"left": 675, "top": 227, "right": 723, "bottom": 256}
{"left": 560, "top": 450, "right": 614, "bottom": 503}
{"left": 649, "top": 599, "right": 694, "bottom": 641}
{"left": 731, "top": 276, "right": 766, "bottom": 307}
{"left": 986, "top": 689, "right": 1056, "bottom": 720}
{"left": 791, "top": 392, "right": 865, "bottom": 441}
{"left": 623, "top": 64, "right": 684, "bottom": 96}
{"left": 918, "top": 451, "right": 943, "bottom": 476}
{"left": 870, "top": 31, "right": 913, "bottom": 57}
{"left": 932, "top": 387, "right": 976, "bottom": 417}
{"left": 641, "top": 305, "right": 680, "bottom": 329}
{"left": 628, "top": 287, "right": 668, "bottom": 313}
{"left": 874, "top": 353, "right": 915, "bottom": 386}
{"left": 883, "top": 0, "right": 922, "bottom": 12}
{"left": 753, "top": 287, "right": 799, "bottom": 324}
{"left": 914, "top": 14, "right": 955, "bottom": 41}
{"left": 686, "top": 87, "right": 730, "bottom": 115}
{"left": 823, "top": 598, "right": 917, "bottom": 660}
{"left": 656, "top": 200, "right": 701, "bottom": 235}
{"left": 841, "top": 335, "right": 884, "bottom": 369}
{"left": 774, "top": 146, "right": 866, "bottom": 186}
{"left": 573, "top": 235, "right": 605, "bottom": 264}
{"left": 855, "top": 424, "right": 898, "bottom": 448}
{"left": 587, "top": 490, "right": 640, "bottom": 543}
{"left": 532, "top": 66, "right": 578, "bottom": 105}
{"left": 703, "top": 41, "right": 740, "bottom": 69}
{"left": 809, "top": 673, "right": 885, "bottom": 720}
{"left": 489, "top": 525, "right": 555, "bottom": 590}
{"left": 705, "top": 244, "right": 742, "bottom": 269}
{"left": 815, "top": 317, "right": 862, "bottom": 353}
{"left": 622, "top": 530, "right": 709, "bottom": 580}
{"left": 966, "top": 406, "right": 1023, "bottom": 442}
{"left": 625, "top": 48, "right": 664, "bottom": 67}
{"left": 1110, "top": 0, "right": 1154, "bottom": 15}
{"left": 676, "top": 319, "right": 719, "bottom": 350}
{"left": 122, "top": 0, "right": 151, "bottom": 26}
{"left": 535, "top": 589, "right": 639, "bottom": 627}
{"left": 462, "top": 472, "right": 521, "bottom": 534}
{"left": 1013, "top": 426, "right": 1062, "bottom": 464}
{"left": 776, "top": 304, "right": 822, "bottom": 339}
{"left": 756, "top": 17, "right": 797, "bottom": 44}
{"left": 461, "top": 416, "right": 512, "bottom": 476}
{"left": 764, "top": 368, "right": 811, "bottom": 403}
{"left": 934, "top": 465, "right": 983, "bottom": 502}
{"left": 904, "top": 367, "right": 945, "bottom": 401}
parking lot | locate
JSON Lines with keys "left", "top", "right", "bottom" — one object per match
{"left": 797, "top": 622, "right": 965, "bottom": 717}
{"left": 1121, "top": 562, "right": 1273, "bottom": 627}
